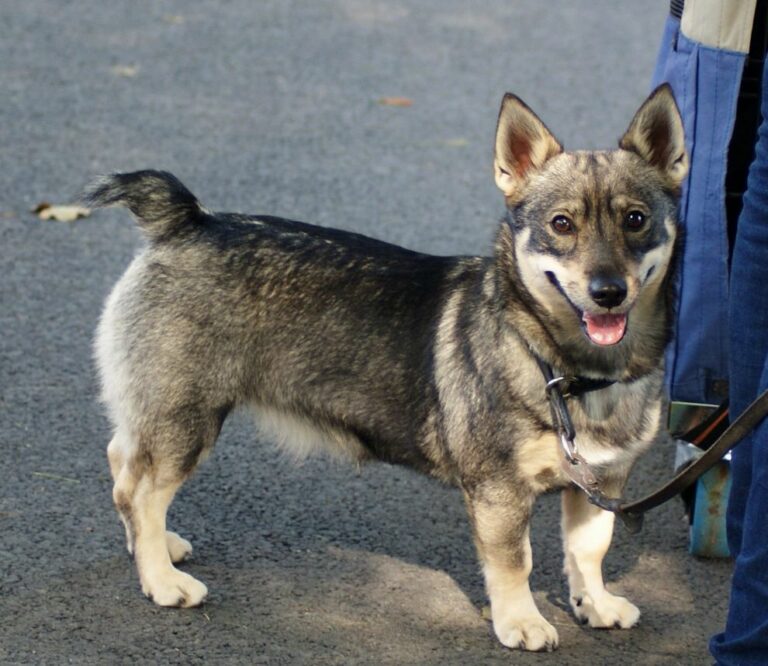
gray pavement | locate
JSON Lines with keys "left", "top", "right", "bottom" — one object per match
{"left": 1, "top": 1, "right": 732, "bottom": 664}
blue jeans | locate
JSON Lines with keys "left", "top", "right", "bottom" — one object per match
{"left": 709, "top": 61, "right": 768, "bottom": 665}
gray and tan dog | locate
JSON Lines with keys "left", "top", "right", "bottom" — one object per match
{"left": 89, "top": 84, "right": 687, "bottom": 652}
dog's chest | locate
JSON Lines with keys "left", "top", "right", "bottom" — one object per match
{"left": 513, "top": 432, "right": 622, "bottom": 493}
{"left": 514, "top": 388, "right": 662, "bottom": 494}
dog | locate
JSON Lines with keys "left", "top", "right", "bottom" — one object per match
{"left": 88, "top": 84, "right": 687, "bottom": 652}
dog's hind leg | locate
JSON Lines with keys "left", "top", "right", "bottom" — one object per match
{"left": 466, "top": 487, "right": 559, "bottom": 652}
{"left": 109, "top": 413, "right": 221, "bottom": 607}
{"left": 561, "top": 484, "right": 640, "bottom": 629}
{"left": 129, "top": 465, "right": 207, "bottom": 608}
{"left": 108, "top": 430, "right": 193, "bottom": 564}
{"left": 108, "top": 431, "right": 138, "bottom": 555}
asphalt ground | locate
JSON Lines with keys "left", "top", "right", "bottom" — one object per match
{"left": 1, "top": 1, "right": 733, "bottom": 664}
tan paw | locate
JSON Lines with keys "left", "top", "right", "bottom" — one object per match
{"left": 165, "top": 531, "right": 193, "bottom": 563}
{"left": 494, "top": 613, "right": 559, "bottom": 652}
{"left": 142, "top": 569, "right": 208, "bottom": 608}
{"left": 572, "top": 591, "right": 640, "bottom": 629}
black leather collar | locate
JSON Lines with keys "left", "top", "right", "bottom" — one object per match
{"left": 534, "top": 357, "right": 616, "bottom": 398}
{"left": 564, "top": 376, "right": 617, "bottom": 397}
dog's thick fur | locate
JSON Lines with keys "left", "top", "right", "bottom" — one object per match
{"left": 90, "top": 85, "right": 687, "bottom": 652}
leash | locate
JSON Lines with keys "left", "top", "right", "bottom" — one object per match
{"left": 607, "top": 389, "right": 768, "bottom": 529}
{"left": 537, "top": 359, "right": 768, "bottom": 533}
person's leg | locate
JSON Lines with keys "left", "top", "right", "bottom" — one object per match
{"left": 710, "top": 376, "right": 768, "bottom": 664}
{"left": 724, "top": 111, "right": 768, "bottom": 555}
{"left": 710, "top": 61, "right": 768, "bottom": 665}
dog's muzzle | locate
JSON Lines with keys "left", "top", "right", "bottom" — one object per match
{"left": 545, "top": 271, "right": 629, "bottom": 346}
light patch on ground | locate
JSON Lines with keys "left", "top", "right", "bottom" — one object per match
{"left": 337, "top": 1, "right": 409, "bottom": 25}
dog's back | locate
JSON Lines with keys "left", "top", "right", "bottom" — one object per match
{"left": 89, "top": 171, "right": 479, "bottom": 475}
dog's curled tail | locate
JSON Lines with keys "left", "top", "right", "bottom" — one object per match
{"left": 83, "top": 170, "right": 203, "bottom": 241}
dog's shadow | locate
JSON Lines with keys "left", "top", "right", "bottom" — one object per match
{"left": 175, "top": 414, "right": 657, "bottom": 617}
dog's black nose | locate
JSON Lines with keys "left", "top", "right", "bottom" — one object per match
{"left": 589, "top": 276, "right": 627, "bottom": 308}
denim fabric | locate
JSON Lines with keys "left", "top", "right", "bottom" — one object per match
{"left": 652, "top": 16, "right": 747, "bottom": 404}
{"left": 710, "top": 60, "right": 768, "bottom": 666}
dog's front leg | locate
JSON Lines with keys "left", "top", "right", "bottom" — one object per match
{"left": 466, "top": 487, "right": 558, "bottom": 652}
{"left": 561, "top": 484, "right": 640, "bottom": 629}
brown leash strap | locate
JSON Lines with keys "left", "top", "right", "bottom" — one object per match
{"left": 536, "top": 357, "right": 768, "bottom": 534}
{"left": 595, "top": 387, "right": 768, "bottom": 533}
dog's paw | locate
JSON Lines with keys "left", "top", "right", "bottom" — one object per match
{"left": 571, "top": 591, "right": 639, "bottom": 629}
{"left": 493, "top": 613, "right": 559, "bottom": 652}
{"left": 166, "top": 531, "right": 193, "bottom": 563}
{"left": 142, "top": 569, "right": 208, "bottom": 608}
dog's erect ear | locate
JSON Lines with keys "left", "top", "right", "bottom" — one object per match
{"left": 619, "top": 84, "right": 689, "bottom": 187}
{"left": 494, "top": 94, "right": 563, "bottom": 199}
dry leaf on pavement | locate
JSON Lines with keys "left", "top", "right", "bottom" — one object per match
{"left": 111, "top": 65, "right": 139, "bottom": 77}
{"left": 378, "top": 97, "right": 413, "bottom": 107}
{"left": 32, "top": 202, "right": 91, "bottom": 223}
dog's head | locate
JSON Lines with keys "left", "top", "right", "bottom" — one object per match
{"left": 493, "top": 85, "right": 687, "bottom": 372}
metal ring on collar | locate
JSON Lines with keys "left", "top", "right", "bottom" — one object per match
{"left": 545, "top": 376, "right": 567, "bottom": 393}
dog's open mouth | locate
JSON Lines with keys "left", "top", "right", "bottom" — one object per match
{"left": 545, "top": 271, "right": 628, "bottom": 346}
{"left": 581, "top": 312, "right": 627, "bottom": 346}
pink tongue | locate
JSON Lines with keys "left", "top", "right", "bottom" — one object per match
{"left": 582, "top": 312, "right": 627, "bottom": 346}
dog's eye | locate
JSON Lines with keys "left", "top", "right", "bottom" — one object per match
{"left": 625, "top": 210, "right": 646, "bottom": 231}
{"left": 551, "top": 215, "right": 573, "bottom": 234}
